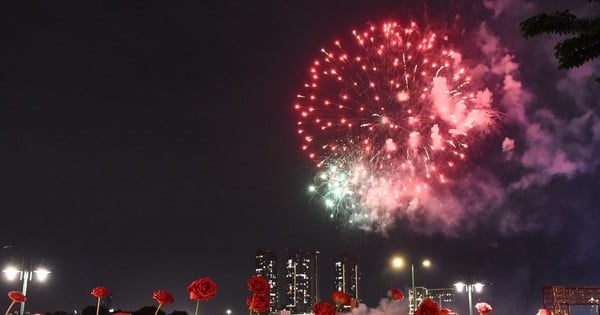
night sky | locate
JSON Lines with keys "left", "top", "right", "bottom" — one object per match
{"left": 1, "top": 1, "right": 599, "bottom": 315}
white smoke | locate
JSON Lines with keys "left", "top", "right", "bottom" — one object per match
{"left": 385, "top": 139, "right": 397, "bottom": 152}
{"left": 347, "top": 299, "right": 407, "bottom": 315}
{"left": 333, "top": 1, "right": 600, "bottom": 237}
{"left": 431, "top": 124, "right": 442, "bottom": 150}
{"left": 474, "top": 1, "right": 600, "bottom": 232}
{"left": 385, "top": 1, "right": 600, "bottom": 236}
{"left": 483, "top": 0, "right": 535, "bottom": 18}
{"left": 502, "top": 137, "right": 515, "bottom": 159}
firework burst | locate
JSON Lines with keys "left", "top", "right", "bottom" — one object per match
{"left": 294, "top": 21, "right": 495, "bottom": 230}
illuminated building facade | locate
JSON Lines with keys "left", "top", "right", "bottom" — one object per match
{"left": 283, "top": 249, "right": 320, "bottom": 314}
{"left": 426, "top": 288, "right": 455, "bottom": 308}
{"left": 255, "top": 249, "right": 279, "bottom": 312}
{"left": 333, "top": 251, "right": 360, "bottom": 306}
{"left": 409, "top": 287, "right": 455, "bottom": 313}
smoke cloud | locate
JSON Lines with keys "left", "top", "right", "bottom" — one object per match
{"left": 368, "top": 0, "right": 600, "bottom": 237}
{"left": 348, "top": 299, "right": 407, "bottom": 315}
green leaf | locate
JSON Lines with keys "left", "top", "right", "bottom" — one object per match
{"left": 520, "top": 11, "right": 578, "bottom": 37}
{"left": 554, "top": 33, "right": 600, "bottom": 69}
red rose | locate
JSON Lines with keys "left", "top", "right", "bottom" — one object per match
{"left": 440, "top": 308, "right": 451, "bottom": 315}
{"left": 91, "top": 287, "right": 111, "bottom": 298}
{"left": 537, "top": 309, "right": 553, "bottom": 315}
{"left": 331, "top": 291, "right": 351, "bottom": 306}
{"left": 389, "top": 288, "right": 404, "bottom": 300}
{"left": 8, "top": 291, "right": 26, "bottom": 303}
{"left": 248, "top": 275, "right": 270, "bottom": 295}
{"left": 188, "top": 278, "right": 217, "bottom": 300}
{"left": 414, "top": 298, "right": 440, "bottom": 315}
{"left": 153, "top": 290, "right": 174, "bottom": 305}
{"left": 475, "top": 302, "right": 493, "bottom": 314}
{"left": 246, "top": 294, "right": 270, "bottom": 313}
{"left": 312, "top": 302, "right": 336, "bottom": 315}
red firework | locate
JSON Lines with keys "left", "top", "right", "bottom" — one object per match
{"left": 294, "top": 21, "right": 493, "bottom": 188}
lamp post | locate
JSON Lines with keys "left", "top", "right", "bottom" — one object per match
{"left": 391, "top": 257, "right": 431, "bottom": 313}
{"left": 454, "top": 282, "right": 484, "bottom": 315}
{"left": 3, "top": 266, "right": 51, "bottom": 315}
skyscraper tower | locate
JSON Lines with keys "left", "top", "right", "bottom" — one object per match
{"left": 255, "top": 249, "right": 279, "bottom": 312}
{"left": 333, "top": 252, "right": 360, "bottom": 304}
{"left": 283, "top": 249, "right": 320, "bottom": 314}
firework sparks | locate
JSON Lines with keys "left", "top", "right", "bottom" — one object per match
{"left": 294, "top": 21, "right": 495, "bottom": 231}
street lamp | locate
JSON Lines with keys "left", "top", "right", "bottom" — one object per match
{"left": 454, "top": 281, "right": 484, "bottom": 315}
{"left": 390, "top": 257, "right": 432, "bottom": 313}
{"left": 3, "top": 265, "right": 51, "bottom": 315}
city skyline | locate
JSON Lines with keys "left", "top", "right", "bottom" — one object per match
{"left": 255, "top": 248, "right": 362, "bottom": 313}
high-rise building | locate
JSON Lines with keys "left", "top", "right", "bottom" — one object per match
{"left": 409, "top": 287, "right": 455, "bottom": 313}
{"left": 333, "top": 251, "right": 360, "bottom": 305}
{"left": 255, "top": 249, "right": 279, "bottom": 312}
{"left": 410, "top": 286, "right": 427, "bottom": 313}
{"left": 283, "top": 249, "right": 320, "bottom": 314}
{"left": 425, "top": 288, "right": 455, "bottom": 308}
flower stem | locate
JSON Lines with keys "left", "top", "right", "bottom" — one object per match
{"left": 4, "top": 301, "right": 16, "bottom": 315}
{"left": 154, "top": 304, "right": 162, "bottom": 315}
{"left": 248, "top": 295, "right": 256, "bottom": 315}
{"left": 194, "top": 300, "right": 200, "bottom": 315}
{"left": 96, "top": 297, "right": 101, "bottom": 315}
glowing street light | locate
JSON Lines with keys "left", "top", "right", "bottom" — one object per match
{"left": 454, "top": 281, "right": 484, "bottom": 315}
{"left": 3, "top": 265, "right": 51, "bottom": 315}
{"left": 391, "top": 257, "right": 404, "bottom": 269}
{"left": 390, "top": 256, "right": 432, "bottom": 313}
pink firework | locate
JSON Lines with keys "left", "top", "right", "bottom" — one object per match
{"left": 294, "top": 22, "right": 494, "bottom": 227}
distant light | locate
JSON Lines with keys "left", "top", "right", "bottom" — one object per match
{"left": 422, "top": 259, "right": 431, "bottom": 268}
{"left": 109, "top": 309, "right": 115, "bottom": 313}
{"left": 454, "top": 282, "right": 466, "bottom": 292}
{"left": 391, "top": 257, "right": 404, "bottom": 269}
{"left": 34, "top": 268, "right": 51, "bottom": 281}
{"left": 473, "top": 283, "right": 484, "bottom": 293}
{"left": 226, "top": 309, "right": 232, "bottom": 315}
{"left": 3, "top": 266, "right": 20, "bottom": 281}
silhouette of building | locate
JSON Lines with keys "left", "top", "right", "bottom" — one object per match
{"left": 255, "top": 249, "right": 280, "bottom": 312}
